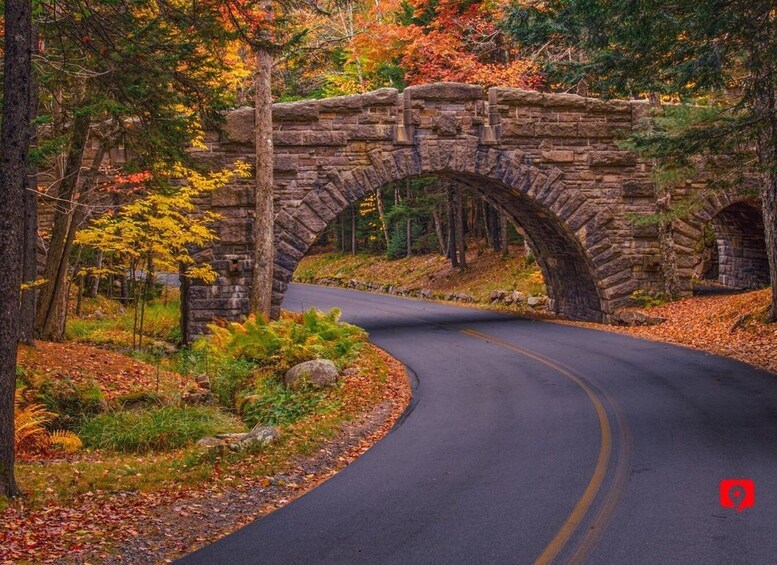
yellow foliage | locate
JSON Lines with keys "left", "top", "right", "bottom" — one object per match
{"left": 14, "top": 388, "right": 83, "bottom": 454}
{"left": 49, "top": 430, "right": 84, "bottom": 453}
{"left": 14, "top": 389, "right": 53, "bottom": 450}
{"left": 526, "top": 270, "right": 545, "bottom": 286}
{"left": 76, "top": 161, "right": 250, "bottom": 284}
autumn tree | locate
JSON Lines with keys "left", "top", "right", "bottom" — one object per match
{"left": 0, "top": 0, "right": 33, "bottom": 498}
{"left": 32, "top": 0, "right": 236, "bottom": 340}
{"left": 507, "top": 1, "right": 777, "bottom": 314}
{"left": 76, "top": 164, "right": 249, "bottom": 347}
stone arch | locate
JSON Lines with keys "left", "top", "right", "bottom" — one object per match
{"left": 688, "top": 190, "right": 769, "bottom": 289}
{"left": 272, "top": 145, "right": 637, "bottom": 322}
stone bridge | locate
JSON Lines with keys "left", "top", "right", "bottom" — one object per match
{"left": 185, "top": 82, "right": 767, "bottom": 336}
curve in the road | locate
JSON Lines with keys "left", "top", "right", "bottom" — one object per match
{"left": 179, "top": 284, "right": 777, "bottom": 565}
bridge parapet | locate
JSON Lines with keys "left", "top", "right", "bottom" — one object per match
{"left": 184, "top": 83, "right": 759, "bottom": 337}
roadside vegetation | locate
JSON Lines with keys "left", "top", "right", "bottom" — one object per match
{"left": 296, "top": 244, "right": 545, "bottom": 301}
{"left": 2, "top": 291, "right": 409, "bottom": 563}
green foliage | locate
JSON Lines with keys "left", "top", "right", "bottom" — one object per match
{"left": 196, "top": 309, "right": 366, "bottom": 373}
{"left": 36, "top": 378, "right": 106, "bottom": 430}
{"left": 78, "top": 405, "right": 242, "bottom": 453}
{"left": 113, "top": 391, "right": 167, "bottom": 411}
{"left": 66, "top": 295, "right": 181, "bottom": 347}
{"left": 210, "top": 358, "right": 259, "bottom": 409}
{"left": 630, "top": 290, "right": 669, "bottom": 309}
{"left": 241, "top": 378, "right": 338, "bottom": 428}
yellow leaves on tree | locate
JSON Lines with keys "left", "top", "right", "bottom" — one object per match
{"left": 76, "top": 162, "right": 250, "bottom": 284}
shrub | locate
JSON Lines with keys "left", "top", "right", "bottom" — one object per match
{"left": 241, "top": 378, "right": 337, "bottom": 428}
{"left": 14, "top": 388, "right": 83, "bottom": 454}
{"left": 36, "top": 378, "right": 106, "bottom": 430}
{"left": 78, "top": 405, "right": 243, "bottom": 453}
{"left": 210, "top": 358, "right": 259, "bottom": 409}
{"left": 196, "top": 308, "right": 365, "bottom": 372}
{"left": 630, "top": 289, "right": 668, "bottom": 308}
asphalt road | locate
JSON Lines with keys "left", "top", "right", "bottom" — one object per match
{"left": 180, "top": 284, "right": 777, "bottom": 564}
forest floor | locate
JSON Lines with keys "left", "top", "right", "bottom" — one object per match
{"left": 294, "top": 243, "right": 547, "bottom": 303}
{"left": 297, "top": 250, "right": 777, "bottom": 375}
{"left": 593, "top": 288, "right": 777, "bottom": 375}
{"left": 2, "top": 299, "right": 411, "bottom": 564}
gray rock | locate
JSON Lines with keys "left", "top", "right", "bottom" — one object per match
{"left": 511, "top": 291, "right": 528, "bottom": 304}
{"left": 490, "top": 290, "right": 508, "bottom": 302}
{"left": 420, "top": 288, "right": 433, "bottom": 299}
{"left": 527, "top": 296, "right": 547, "bottom": 307}
{"left": 182, "top": 387, "right": 213, "bottom": 405}
{"left": 196, "top": 437, "right": 227, "bottom": 448}
{"left": 195, "top": 374, "right": 211, "bottom": 390}
{"left": 246, "top": 425, "right": 280, "bottom": 445}
{"left": 284, "top": 359, "right": 339, "bottom": 388}
{"left": 614, "top": 311, "right": 666, "bottom": 326}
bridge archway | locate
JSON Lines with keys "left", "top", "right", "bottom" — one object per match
{"left": 272, "top": 146, "right": 636, "bottom": 322}
{"left": 691, "top": 195, "right": 769, "bottom": 289}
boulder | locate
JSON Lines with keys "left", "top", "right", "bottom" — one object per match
{"left": 284, "top": 359, "right": 339, "bottom": 389}
{"left": 511, "top": 291, "right": 528, "bottom": 304}
{"left": 196, "top": 437, "right": 227, "bottom": 449}
{"left": 613, "top": 311, "right": 666, "bottom": 326}
{"left": 527, "top": 296, "right": 547, "bottom": 307}
{"left": 420, "top": 288, "right": 433, "bottom": 299}
{"left": 198, "top": 426, "right": 280, "bottom": 452}
{"left": 182, "top": 386, "right": 213, "bottom": 405}
{"left": 490, "top": 290, "right": 508, "bottom": 302}
{"left": 195, "top": 374, "right": 211, "bottom": 390}
{"left": 245, "top": 425, "right": 280, "bottom": 446}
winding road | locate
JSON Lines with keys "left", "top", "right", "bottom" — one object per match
{"left": 180, "top": 284, "right": 777, "bottom": 564}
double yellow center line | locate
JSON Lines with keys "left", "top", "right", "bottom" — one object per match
{"left": 460, "top": 328, "right": 614, "bottom": 565}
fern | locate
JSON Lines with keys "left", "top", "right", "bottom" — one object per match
{"left": 49, "top": 430, "right": 84, "bottom": 453}
{"left": 14, "top": 388, "right": 53, "bottom": 448}
{"left": 14, "top": 388, "right": 83, "bottom": 454}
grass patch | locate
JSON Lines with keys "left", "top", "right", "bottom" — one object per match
{"left": 241, "top": 377, "right": 339, "bottom": 428}
{"left": 66, "top": 294, "right": 181, "bottom": 347}
{"left": 78, "top": 405, "right": 243, "bottom": 453}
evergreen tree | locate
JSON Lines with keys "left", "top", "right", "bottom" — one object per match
{"left": 506, "top": 1, "right": 777, "bottom": 319}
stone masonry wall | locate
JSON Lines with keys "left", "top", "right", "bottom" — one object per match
{"left": 184, "top": 82, "right": 762, "bottom": 336}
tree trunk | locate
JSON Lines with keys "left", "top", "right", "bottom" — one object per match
{"left": 454, "top": 186, "right": 467, "bottom": 268}
{"left": 339, "top": 211, "right": 346, "bottom": 252}
{"left": 19, "top": 24, "right": 39, "bottom": 346}
{"left": 88, "top": 251, "right": 103, "bottom": 298}
{"left": 375, "top": 187, "right": 390, "bottom": 249}
{"left": 405, "top": 180, "right": 412, "bottom": 258}
{"left": 500, "top": 213, "right": 509, "bottom": 256}
{"left": 446, "top": 184, "right": 458, "bottom": 268}
{"left": 36, "top": 140, "right": 106, "bottom": 341}
{"left": 0, "top": 0, "right": 32, "bottom": 499}
{"left": 351, "top": 204, "right": 357, "bottom": 254}
{"left": 751, "top": 41, "right": 777, "bottom": 321}
{"left": 35, "top": 112, "right": 90, "bottom": 338}
{"left": 179, "top": 263, "right": 191, "bottom": 346}
{"left": 432, "top": 207, "right": 446, "bottom": 256}
{"left": 250, "top": 39, "right": 275, "bottom": 319}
